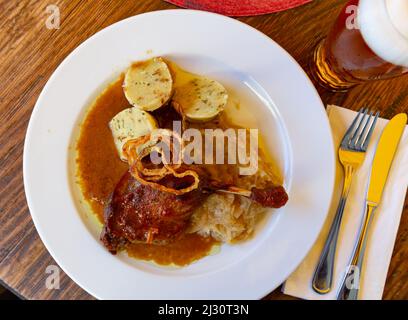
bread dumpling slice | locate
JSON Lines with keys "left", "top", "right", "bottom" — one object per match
{"left": 172, "top": 76, "right": 228, "bottom": 122}
{"left": 109, "top": 107, "right": 157, "bottom": 161}
{"left": 123, "top": 57, "right": 173, "bottom": 111}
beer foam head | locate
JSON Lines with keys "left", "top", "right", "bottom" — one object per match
{"left": 358, "top": 0, "right": 408, "bottom": 67}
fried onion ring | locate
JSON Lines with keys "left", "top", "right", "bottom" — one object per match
{"left": 122, "top": 129, "right": 200, "bottom": 195}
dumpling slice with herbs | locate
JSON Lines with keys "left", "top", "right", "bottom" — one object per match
{"left": 109, "top": 107, "right": 157, "bottom": 161}
{"left": 123, "top": 57, "right": 173, "bottom": 111}
{"left": 172, "top": 76, "right": 228, "bottom": 122}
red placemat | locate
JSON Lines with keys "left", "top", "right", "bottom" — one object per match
{"left": 165, "top": 0, "right": 312, "bottom": 16}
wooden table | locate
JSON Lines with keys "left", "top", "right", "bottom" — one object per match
{"left": 0, "top": 0, "right": 406, "bottom": 300}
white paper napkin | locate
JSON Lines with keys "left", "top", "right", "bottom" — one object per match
{"left": 283, "top": 105, "right": 408, "bottom": 300}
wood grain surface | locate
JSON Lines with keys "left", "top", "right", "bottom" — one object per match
{"left": 0, "top": 0, "right": 407, "bottom": 300}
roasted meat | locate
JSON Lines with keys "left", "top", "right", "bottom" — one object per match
{"left": 102, "top": 121, "right": 289, "bottom": 254}
{"left": 101, "top": 171, "right": 207, "bottom": 254}
{"left": 101, "top": 169, "right": 288, "bottom": 254}
{"left": 250, "top": 186, "right": 288, "bottom": 208}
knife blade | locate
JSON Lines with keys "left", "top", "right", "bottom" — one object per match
{"left": 367, "top": 113, "right": 407, "bottom": 205}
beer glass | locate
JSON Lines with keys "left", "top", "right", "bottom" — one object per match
{"left": 312, "top": 0, "right": 408, "bottom": 91}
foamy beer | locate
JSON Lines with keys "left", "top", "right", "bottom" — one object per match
{"left": 313, "top": 0, "right": 408, "bottom": 90}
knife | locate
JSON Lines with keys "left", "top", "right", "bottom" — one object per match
{"left": 337, "top": 113, "right": 407, "bottom": 300}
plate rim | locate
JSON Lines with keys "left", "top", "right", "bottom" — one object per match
{"left": 23, "top": 9, "right": 335, "bottom": 299}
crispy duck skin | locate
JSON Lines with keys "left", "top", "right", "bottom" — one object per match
{"left": 250, "top": 186, "right": 288, "bottom": 208}
{"left": 100, "top": 171, "right": 207, "bottom": 254}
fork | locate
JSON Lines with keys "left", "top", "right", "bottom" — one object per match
{"left": 312, "top": 108, "right": 379, "bottom": 294}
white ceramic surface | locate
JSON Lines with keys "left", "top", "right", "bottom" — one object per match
{"left": 23, "top": 10, "right": 335, "bottom": 299}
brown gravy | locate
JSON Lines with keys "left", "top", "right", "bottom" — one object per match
{"left": 127, "top": 233, "right": 217, "bottom": 266}
{"left": 76, "top": 75, "right": 218, "bottom": 266}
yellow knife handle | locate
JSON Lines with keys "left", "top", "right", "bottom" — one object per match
{"left": 367, "top": 113, "right": 407, "bottom": 204}
{"left": 337, "top": 202, "right": 376, "bottom": 300}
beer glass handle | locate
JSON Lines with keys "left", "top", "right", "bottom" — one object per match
{"left": 312, "top": 194, "right": 347, "bottom": 294}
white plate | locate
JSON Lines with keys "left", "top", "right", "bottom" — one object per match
{"left": 23, "top": 10, "right": 335, "bottom": 299}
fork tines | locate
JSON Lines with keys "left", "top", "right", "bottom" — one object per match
{"left": 341, "top": 108, "right": 379, "bottom": 152}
